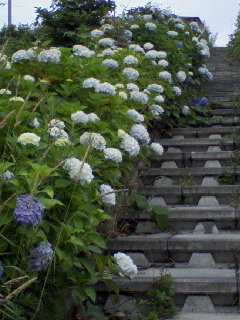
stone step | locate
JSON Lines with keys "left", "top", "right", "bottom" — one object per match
{"left": 171, "top": 126, "right": 239, "bottom": 138}
{"left": 210, "top": 109, "right": 240, "bottom": 116}
{"left": 99, "top": 268, "right": 238, "bottom": 306}
{"left": 107, "top": 233, "right": 240, "bottom": 263}
{"left": 171, "top": 312, "right": 240, "bottom": 320}
{"left": 138, "top": 185, "right": 240, "bottom": 205}
{"left": 122, "top": 206, "right": 239, "bottom": 232}
{"left": 157, "top": 138, "right": 236, "bottom": 152}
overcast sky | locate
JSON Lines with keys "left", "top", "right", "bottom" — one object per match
{"left": 0, "top": 0, "right": 239, "bottom": 46}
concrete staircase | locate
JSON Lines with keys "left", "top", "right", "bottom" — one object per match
{"left": 102, "top": 47, "right": 240, "bottom": 319}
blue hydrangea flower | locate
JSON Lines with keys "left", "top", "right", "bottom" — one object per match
{"left": 28, "top": 242, "right": 54, "bottom": 272}
{"left": 0, "top": 262, "right": 4, "bottom": 278}
{"left": 13, "top": 195, "right": 45, "bottom": 227}
{"left": 197, "top": 97, "right": 208, "bottom": 107}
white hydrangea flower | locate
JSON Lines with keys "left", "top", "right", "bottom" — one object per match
{"left": 142, "top": 14, "right": 153, "bottom": 21}
{"left": 101, "top": 59, "right": 119, "bottom": 68}
{"left": 9, "top": 96, "right": 24, "bottom": 103}
{"left": 48, "top": 127, "right": 65, "bottom": 138}
{"left": 154, "top": 95, "right": 165, "bottom": 103}
{"left": 188, "top": 71, "right": 193, "bottom": 76}
{"left": 23, "top": 75, "right": 35, "bottom": 82}
{"left": 143, "top": 42, "right": 154, "bottom": 50}
{"left": 200, "top": 49, "right": 210, "bottom": 58}
{"left": 122, "top": 68, "right": 139, "bottom": 81}
{"left": 172, "top": 86, "right": 182, "bottom": 96}
{"left": 147, "top": 83, "right": 164, "bottom": 94}
{"left": 101, "top": 24, "right": 114, "bottom": 32}
{"left": 127, "top": 83, "right": 139, "bottom": 92}
{"left": 95, "top": 82, "right": 116, "bottom": 95}
{"left": 130, "top": 91, "right": 149, "bottom": 105}
{"left": 128, "top": 44, "right": 145, "bottom": 53}
{"left": 175, "top": 23, "right": 185, "bottom": 30}
{"left": 130, "top": 124, "right": 150, "bottom": 145}
{"left": 118, "top": 129, "right": 127, "bottom": 138}
{"left": 158, "top": 59, "right": 169, "bottom": 68}
{"left": 145, "top": 50, "right": 160, "bottom": 59}
{"left": 130, "top": 24, "right": 139, "bottom": 30}
{"left": 102, "top": 48, "right": 117, "bottom": 56}
{"left": 177, "top": 71, "right": 187, "bottom": 82}
{"left": 11, "top": 49, "right": 33, "bottom": 63}
{"left": 17, "top": 132, "right": 41, "bottom": 146}
{"left": 114, "top": 252, "right": 138, "bottom": 279}
{"left": 127, "top": 109, "right": 144, "bottom": 123}
{"left": 159, "top": 71, "right": 172, "bottom": 82}
{"left": 120, "top": 134, "right": 140, "bottom": 156}
{"left": 64, "top": 158, "right": 94, "bottom": 184}
{"left": 150, "top": 142, "right": 164, "bottom": 155}
{"left": 119, "top": 91, "right": 128, "bottom": 100}
{"left": 91, "top": 29, "right": 104, "bottom": 38}
{"left": 73, "top": 45, "right": 95, "bottom": 58}
{"left": 80, "top": 132, "right": 106, "bottom": 150}
{"left": 190, "top": 22, "right": 199, "bottom": 30}
{"left": 83, "top": 78, "right": 100, "bottom": 89}
{"left": 88, "top": 113, "right": 100, "bottom": 123}
{"left": 192, "top": 37, "right": 199, "bottom": 43}
{"left": 0, "top": 170, "right": 14, "bottom": 181}
{"left": 71, "top": 111, "right": 89, "bottom": 125}
{"left": 115, "top": 83, "right": 124, "bottom": 89}
{"left": 30, "top": 118, "right": 40, "bottom": 128}
{"left": 38, "top": 49, "right": 61, "bottom": 63}
{"left": 48, "top": 119, "right": 65, "bottom": 129}
{"left": 123, "top": 30, "right": 133, "bottom": 39}
{"left": 150, "top": 104, "right": 164, "bottom": 116}
{"left": 100, "top": 184, "right": 116, "bottom": 206}
{"left": 123, "top": 55, "right": 138, "bottom": 65}
{"left": 198, "top": 67, "right": 213, "bottom": 80}
{"left": 145, "top": 22, "right": 157, "bottom": 30}
{"left": 4, "top": 61, "right": 11, "bottom": 69}
{"left": 182, "top": 105, "right": 190, "bottom": 115}
{"left": 0, "top": 89, "right": 11, "bottom": 95}
{"left": 98, "top": 38, "right": 116, "bottom": 47}
{"left": 167, "top": 30, "right": 178, "bottom": 37}
{"left": 104, "top": 148, "right": 122, "bottom": 163}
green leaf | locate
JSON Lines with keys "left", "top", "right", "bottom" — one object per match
{"left": 82, "top": 286, "right": 96, "bottom": 303}
{"left": 103, "top": 279, "right": 119, "bottom": 296}
{"left": 85, "top": 232, "right": 106, "bottom": 249}
{"left": 37, "top": 197, "right": 64, "bottom": 209}
{"left": 130, "top": 194, "right": 149, "bottom": 209}
{"left": 0, "top": 162, "right": 14, "bottom": 174}
{"left": 39, "top": 185, "right": 54, "bottom": 199}
{"left": 54, "top": 179, "right": 71, "bottom": 188}
{"left": 68, "top": 236, "right": 85, "bottom": 248}
{"left": 87, "top": 245, "right": 102, "bottom": 254}
{"left": 79, "top": 257, "right": 95, "bottom": 275}
{"left": 151, "top": 206, "right": 169, "bottom": 229}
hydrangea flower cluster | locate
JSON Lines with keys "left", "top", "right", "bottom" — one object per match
{"left": 167, "top": 31, "right": 178, "bottom": 37}
{"left": 88, "top": 113, "right": 100, "bottom": 123}
{"left": 128, "top": 44, "right": 144, "bottom": 53}
{"left": 11, "top": 49, "right": 36, "bottom": 63}
{"left": 71, "top": 111, "right": 89, "bottom": 125}
{"left": 182, "top": 105, "right": 190, "bottom": 115}
{"left": 73, "top": 45, "right": 95, "bottom": 58}
{"left": 98, "top": 38, "right": 116, "bottom": 48}
{"left": 0, "top": 89, "right": 11, "bottom": 95}
{"left": 103, "top": 148, "right": 122, "bottom": 163}
{"left": 177, "top": 71, "right": 187, "bottom": 82}
{"left": 83, "top": 78, "right": 100, "bottom": 89}
{"left": 101, "top": 59, "right": 119, "bottom": 68}
{"left": 127, "top": 83, "right": 139, "bottom": 92}
{"left": 38, "top": 49, "right": 61, "bottom": 63}
{"left": 17, "top": 133, "right": 41, "bottom": 146}
{"left": 0, "top": 170, "right": 14, "bottom": 181}
{"left": 130, "top": 124, "right": 150, "bottom": 145}
{"left": 130, "top": 24, "right": 140, "bottom": 30}
{"left": 159, "top": 71, "right": 172, "bottom": 82}
{"left": 145, "top": 22, "right": 157, "bottom": 30}
{"left": 122, "top": 68, "right": 139, "bottom": 81}
{"left": 143, "top": 42, "right": 154, "bottom": 50}
{"left": 28, "top": 242, "right": 54, "bottom": 272}
{"left": 142, "top": 14, "right": 153, "bottom": 21}
{"left": 154, "top": 95, "right": 165, "bottom": 103}
{"left": 123, "top": 55, "right": 138, "bottom": 65}
{"left": 150, "top": 105, "right": 164, "bottom": 116}
{"left": 13, "top": 195, "right": 45, "bottom": 226}
{"left": 64, "top": 158, "right": 94, "bottom": 184}
{"left": 91, "top": 29, "right": 104, "bottom": 38}
{"left": 23, "top": 75, "right": 35, "bottom": 82}
{"left": 120, "top": 134, "right": 140, "bottom": 156}
{"left": 150, "top": 143, "right": 164, "bottom": 156}
{"left": 114, "top": 252, "right": 138, "bottom": 279}
{"left": 95, "top": 82, "right": 116, "bottom": 95}
{"left": 80, "top": 132, "right": 106, "bottom": 150}
{"left": 198, "top": 67, "right": 213, "bottom": 80}
{"left": 127, "top": 109, "right": 144, "bottom": 123}
{"left": 100, "top": 184, "right": 116, "bottom": 206}
{"left": 158, "top": 59, "right": 169, "bottom": 68}
{"left": 130, "top": 91, "right": 149, "bottom": 105}
{"left": 119, "top": 91, "right": 128, "bottom": 100}
{"left": 9, "top": 96, "right": 24, "bottom": 103}
{"left": 102, "top": 48, "right": 117, "bottom": 56}
{"left": 147, "top": 83, "right": 164, "bottom": 94}
{"left": 172, "top": 86, "right": 182, "bottom": 96}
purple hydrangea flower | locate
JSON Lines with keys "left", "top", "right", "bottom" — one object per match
{"left": 0, "top": 262, "right": 3, "bottom": 277}
{"left": 28, "top": 242, "right": 54, "bottom": 272}
{"left": 13, "top": 195, "right": 45, "bottom": 227}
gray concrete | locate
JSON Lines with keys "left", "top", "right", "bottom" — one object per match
{"left": 188, "top": 253, "right": 216, "bottom": 268}
{"left": 171, "top": 313, "right": 240, "bottom": 320}
{"left": 182, "top": 295, "right": 215, "bottom": 312}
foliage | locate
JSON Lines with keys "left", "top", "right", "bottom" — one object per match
{"left": 34, "top": 0, "right": 116, "bottom": 47}
{"left": 136, "top": 272, "right": 177, "bottom": 319}
{"left": 0, "top": 2, "right": 213, "bottom": 318}
{"left": 228, "top": 7, "right": 240, "bottom": 61}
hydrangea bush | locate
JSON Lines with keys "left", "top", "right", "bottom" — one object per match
{"left": 0, "top": 2, "right": 213, "bottom": 318}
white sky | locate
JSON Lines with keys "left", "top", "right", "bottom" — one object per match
{"left": 0, "top": 0, "right": 239, "bottom": 46}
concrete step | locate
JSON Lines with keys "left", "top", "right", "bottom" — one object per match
{"left": 171, "top": 312, "right": 240, "bottom": 320}
{"left": 107, "top": 233, "right": 240, "bottom": 263}
{"left": 138, "top": 185, "right": 240, "bottom": 205}
{"left": 210, "top": 109, "right": 240, "bottom": 116}
{"left": 171, "top": 126, "right": 239, "bottom": 138}
{"left": 122, "top": 206, "right": 240, "bottom": 231}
